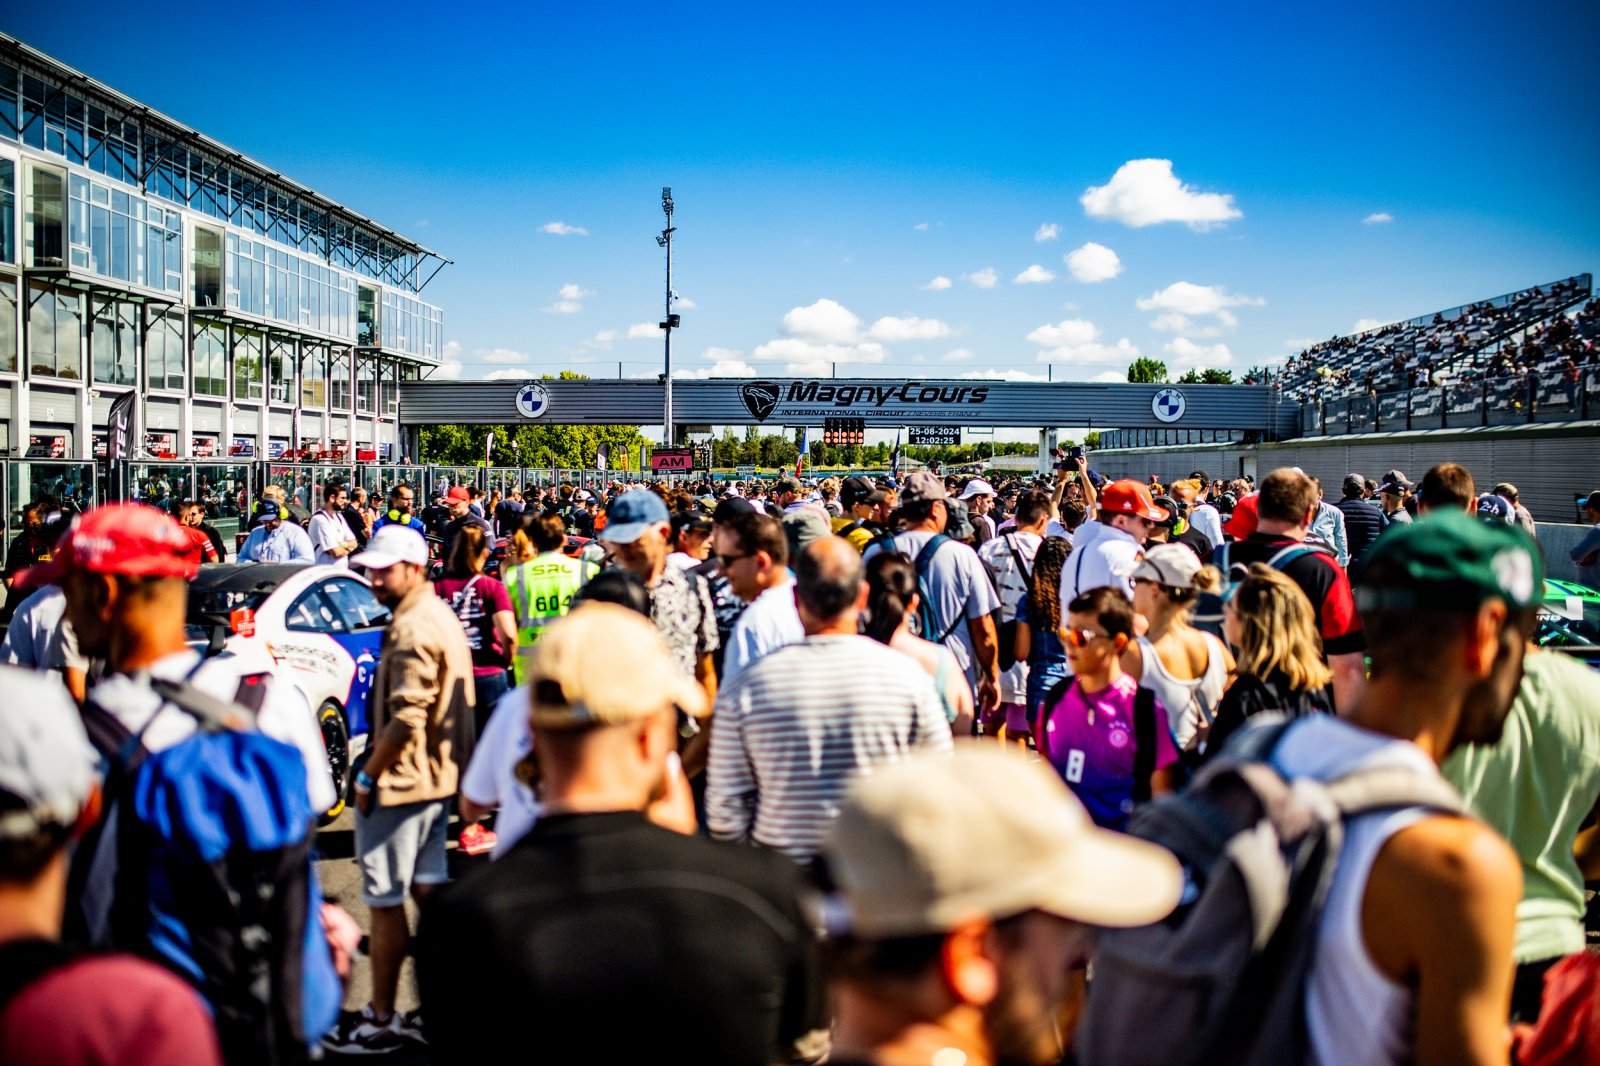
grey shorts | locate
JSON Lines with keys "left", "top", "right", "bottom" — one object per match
{"left": 355, "top": 798, "right": 451, "bottom": 907}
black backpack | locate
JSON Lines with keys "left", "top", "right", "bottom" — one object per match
{"left": 901, "top": 534, "right": 962, "bottom": 644}
{"left": 1075, "top": 716, "right": 1467, "bottom": 1066}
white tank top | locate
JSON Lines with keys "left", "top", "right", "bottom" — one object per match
{"left": 1135, "top": 631, "right": 1229, "bottom": 751}
{"left": 1273, "top": 715, "right": 1441, "bottom": 1066}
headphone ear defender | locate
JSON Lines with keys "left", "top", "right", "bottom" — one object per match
{"left": 388, "top": 509, "right": 402, "bottom": 522}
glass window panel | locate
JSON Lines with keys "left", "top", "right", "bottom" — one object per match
{"left": 0, "top": 276, "right": 16, "bottom": 373}
{"left": 24, "top": 166, "right": 65, "bottom": 268}
{"left": 0, "top": 159, "right": 13, "bottom": 264}
{"left": 232, "top": 328, "right": 263, "bottom": 402}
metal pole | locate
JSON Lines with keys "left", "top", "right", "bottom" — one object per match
{"left": 659, "top": 187, "right": 676, "bottom": 446}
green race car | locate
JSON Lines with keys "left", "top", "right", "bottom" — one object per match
{"left": 1537, "top": 579, "right": 1600, "bottom": 665}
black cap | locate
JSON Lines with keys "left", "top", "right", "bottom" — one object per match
{"left": 712, "top": 496, "right": 757, "bottom": 525}
{"left": 841, "top": 475, "right": 887, "bottom": 508}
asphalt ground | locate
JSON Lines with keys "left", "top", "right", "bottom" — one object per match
{"left": 316, "top": 805, "right": 492, "bottom": 1063}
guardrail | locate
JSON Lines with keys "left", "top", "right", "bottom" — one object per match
{"left": 1298, "top": 366, "right": 1600, "bottom": 436}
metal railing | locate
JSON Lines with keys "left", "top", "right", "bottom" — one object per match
{"left": 1298, "top": 366, "right": 1600, "bottom": 437}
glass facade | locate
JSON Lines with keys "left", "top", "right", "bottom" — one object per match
{"left": 0, "top": 51, "right": 439, "bottom": 462}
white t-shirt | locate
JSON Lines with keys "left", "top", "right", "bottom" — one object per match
{"left": 979, "top": 531, "right": 1042, "bottom": 704}
{"left": 665, "top": 551, "right": 702, "bottom": 571}
{"left": 87, "top": 649, "right": 337, "bottom": 814}
{"left": 309, "top": 510, "right": 354, "bottom": 569}
{"left": 721, "top": 578, "right": 805, "bottom": 688}
{"left": 1059, "top": 519, "right": 1142, "bottom": 604}
{"left": 460, "top": 684, "right": 541, "bottom": 858}
{"left": 1, "top": 585, "right": 82, "bottom": 670}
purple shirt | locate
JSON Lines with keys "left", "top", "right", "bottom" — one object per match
{"left": 1036, "top": 673, "right": 1177, "bottom": 830}
{"left": 434, "top": 575, "right": 513, "bottom": 676}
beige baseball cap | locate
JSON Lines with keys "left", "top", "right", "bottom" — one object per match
{"left": 526, "top": 603, "right": 710, "bottom": 730}
{"left": 824, "top": 744, "right": 1182, "bottom": 938}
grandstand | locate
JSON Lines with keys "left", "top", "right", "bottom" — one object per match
{"left": 1278, "top": 274, "right": 1593, "bottom": 403}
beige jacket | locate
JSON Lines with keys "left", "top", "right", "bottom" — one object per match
{"left": 371, "top": 583, "right": 477, "bottom": 807}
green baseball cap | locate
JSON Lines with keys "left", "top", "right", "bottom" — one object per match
{"left": 1354, "top": 509, "right": 1543, "bottom": 614}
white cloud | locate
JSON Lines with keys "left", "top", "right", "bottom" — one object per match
{"left": 1026, "top": 319, "right": 1100, "bottom": 348}
{"left": 1284, "top": 336, "right": 1319, "bottom": 350}
{"left": 1352, "top": 318, "right": 1391, "bottom": 333}
{"left": 433, "top": 340, "right": 464, "bottom": 380}
{"left": 1014, "top": 264, "right": 1057, "bottom": 285}
{"left": 941, "top": 348, "right": 974, "bottom": 362}
{"left": 626, "top": 322, "right": 659, "bottom": 339}
{"left": 1064, "top": 242, "right": 1123, "bottom": 283}
{"left": 558, "top": 283, "right": 594, "bottom": 301}
{"left": 674, "top": 297, "right": 697, "bottom": 309}
{"left": 913, "top": 222, "right": 930, "bottom": 231}
{"left": 922, "top": 275, "right": 953, "bottom": 291}
{"left": 865, "top": 315, "right": 953, "bottom": 343}
{"left": 1163, "top": 337, "right": 1235, "bottom": 368}
{"left": 959, "top": 368, "right": 1050, "bottom": 382}
{"left": 1363, "top": 212, "right": 1393, "bottom": 225}
{"left": 749, "top": 337, "right": 887, "bottom": 368}
{"left": 483, "top": 368, "right": 535, "bottom": 381}
{"left": 1034, "top": 223, "right": 1060, "bottom": 242}
{"left": 582, "top": 329, "right": 620, "bottom": 351}
{"left": 1080, "top": 159, "right": 1242, "bottom": 230}
{"left": 1035, "top": 339, "right": 1142, "bottom": 366}
{"left": 542, "top": 300, "right": 583, "bottom": 314}
{"left": 1090, "top": 370, "right": 1126, "bottom": 383}
{"left": 965, "top": 267, "right": 1000, "bottom": 289}
{"left": 673, "top": 357, "right": 755, "bottom": 379}
{"left": 540, "top": 221, "right": 589, "bottom": 236}
{"left": 781, "top": 298, "right": 863, "bottom": 343}
{"left": 479, "top": 348, "right": 530, "bottom": 364}
{"left": 1137, "top": 282, "right": 1260, "bottom": 335}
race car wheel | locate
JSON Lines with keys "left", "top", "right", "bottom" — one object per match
{"left": 318, "top": 701, "right": 350, "bottom": 824}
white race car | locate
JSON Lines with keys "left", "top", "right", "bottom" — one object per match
{"left": 186, "top": 563, "right": 388, "bottom": 817}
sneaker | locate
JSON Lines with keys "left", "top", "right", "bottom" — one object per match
{"left": 321, "top": 1008, "right": 407, "bottom": 1056}
{"left": 394, "top": 1010, "right": 426, "bottom": 1045}
{"left": 457, "top": 823, "right": 497, "bottom": 856}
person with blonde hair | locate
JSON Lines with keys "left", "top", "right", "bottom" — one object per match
{"left": 1121, "top": 544, "right": 1234, "bottom": 756}
{"left": 1201, "top": 563, "right": 1333, "bottom": 761}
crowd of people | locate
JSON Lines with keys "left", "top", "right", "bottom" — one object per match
{"left": 0, "top": 451, "right": 1597, "bottom": 1066}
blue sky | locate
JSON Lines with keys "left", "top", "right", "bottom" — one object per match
{"left": 8, "top": 0, "right": 1599, "bottom": 395}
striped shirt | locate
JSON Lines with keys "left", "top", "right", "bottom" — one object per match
{"left": 706, "top": 634, "right": 954, "bottom": 861}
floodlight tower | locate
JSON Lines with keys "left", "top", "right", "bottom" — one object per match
{"left": 656, "top": 187, "right": 678, "bottom": 445}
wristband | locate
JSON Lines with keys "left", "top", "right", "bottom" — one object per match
{"left": 355, "top": 770, "right": 375, "bottom": 792}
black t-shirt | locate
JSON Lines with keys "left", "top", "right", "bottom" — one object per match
{"left": 1205, "top": 533, "right": 1367, "bottom": 658}
{"left": 1203, "top": 672, "right": 1333, "bottom": 763}
{"left": 418, "top": 811, "right": 822, "bottom": 1065}
{"left": 1171, "top": 524, "right": 1214, "bottom": 559}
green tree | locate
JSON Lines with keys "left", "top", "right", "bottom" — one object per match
{"left": 1127, "top": 358, "right": 1170, "bottom": 384}
{"left": 1084, "top": 431, "right": 1101, "bottom": 448}
{"left": 1176, "top": 368, "right": 1234, "bottom": 384}
{"left": 810, "top": 439, "right": 827, "bottom": 467}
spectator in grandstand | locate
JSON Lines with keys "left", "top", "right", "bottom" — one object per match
{"left": 1572, "top": 491, "right": 1600, "bottom": 591}
{"left": 419, "top": 604, "right": 823, "bottom": 1064}
{"left": 1122, "top": 544, "right": 1232, "bottom": 756}
{"left": 1204, "top": 468, "right": 1367, "bottom": 710}
{"left": 1492, "top": 483, "right": 1536, "bottom": 536}
{"left": 863, "top": 553, "right": 975, "bottom": 737}
{"left": 1307, "top": 477, "right": 1350, "bottom": 567}
{"left": 863, "top": 472, "right": 1001, "bottom": 712}
{"left": 822, "top": 746, "right": 1181, "bottom": 1066}
{"left": 0, "top": 670, "right": 225, "bottom": 1065}
{"left": 1337, "top": 473, "right": 1386, "bottom": 567}
{"left": 706, "top": 537, "right": 952, "bottom": 862}
{"left": 1417, "top": 463, "right": 1477, "bottom": 515}
{"left": 1203, "top": 563, "right": 1334, "bottom": 760}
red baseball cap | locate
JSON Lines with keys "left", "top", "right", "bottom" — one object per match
{"left": 16, "top": 503, "right": 201, "bottom": 591}
{"left": 1223, "top": 492, "right": 1260, "bottom": 539}
{"left": 1099, "top": 480, "right": 1170, "bottom": 523}
{"left": 446, "top": 485, "right": 471, "bottom": 503}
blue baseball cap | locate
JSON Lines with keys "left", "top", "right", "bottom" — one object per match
{"left": 601, "top": 489, "right": 670, "bottom": 544}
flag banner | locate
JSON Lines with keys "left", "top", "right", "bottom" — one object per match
{"left": 106, "top": 390, "right": 136, "bottom": 461}
{"left": 597, "top": 442, "right": 609, "bottom": 471}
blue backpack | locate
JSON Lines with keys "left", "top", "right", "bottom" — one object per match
{"left": 70, "top": 676, "right": 341, "bottom": 1066}
{"left": 902, "top": 534, "right": 963, "bottom": 644}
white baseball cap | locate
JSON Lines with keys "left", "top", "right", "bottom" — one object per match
{"left": 959, "top": 478, "right": 997, "bottom": 500}
{"left": 351, "top": 524, "right": 429, "bottom": 570}
{"left": 0, "top": 667, "right": 98, "bottom": 839}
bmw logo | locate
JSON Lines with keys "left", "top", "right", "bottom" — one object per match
{"left": 515, "top": 383, "right": 551, "bottom": 419}
{"left": 1152, "top": 387, "right": 1186, "bottom": 423}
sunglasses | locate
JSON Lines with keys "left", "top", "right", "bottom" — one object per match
{"left": 716, "top": 552, "right": 753, "bottom": 567}
{"left": 1061, "top": 627, "right": 1113, "bottom": 648}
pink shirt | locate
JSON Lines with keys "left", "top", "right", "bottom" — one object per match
{"left": 1036, "top": 673, "right": 1177, "bottom": 830}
